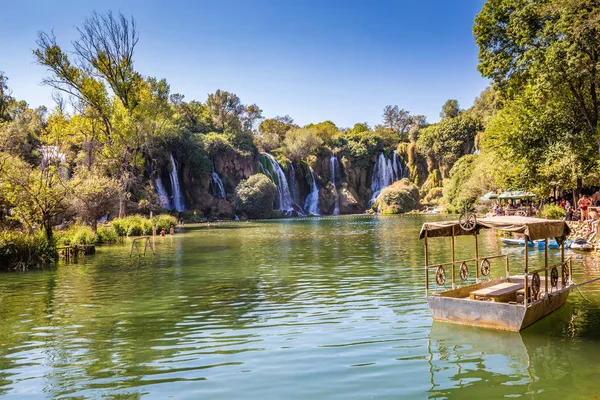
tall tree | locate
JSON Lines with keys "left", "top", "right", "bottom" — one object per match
{"left": 382, "top": 105, "right": 413, "bottom": 138}
{"left": 474, "top": 0, "right": 600, "bottom": 150}
{"left": 440, "top": 100, "right": 460, "bottom": 119}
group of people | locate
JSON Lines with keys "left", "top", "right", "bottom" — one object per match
{"left": 490, "top": 202, "right": 535, "bottom": 217}
{"left": 152, "top": 225, "right": 176, "bottom": 236}
{"left": 559, "top": 191, "right": 600, "bottom": 222}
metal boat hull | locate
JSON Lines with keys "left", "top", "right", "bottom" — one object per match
{"left": 427, "top": 289, "right": 571, "bottom": 332}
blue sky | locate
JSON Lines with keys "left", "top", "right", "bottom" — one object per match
{"left": 1, "top": 0, "right": 488, "bottom": 128}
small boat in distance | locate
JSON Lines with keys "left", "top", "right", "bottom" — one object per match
{"left": 421, "top": 216, "right": 600, "bottom": 331}
{"left": 501, "top": 237, "right": 570, "bottom": 249}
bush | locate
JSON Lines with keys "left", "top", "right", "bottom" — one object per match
{"left": 97, "top": 225, "right": 119, "bottom": 244}
{"left": 375, "top": 179, "right": 420, "bottom": 214}
{"left": 178, "top": 210, "right": 204, "bottom": 223}
{"left": 0, "top": 230, "right": 56, "bottom": 270}
{"left": 111, "top": 215, "right": 170, "bottom": 237}
{"left": 539, "top": 204, "right": 566, "bottom": 220}
{"left": 235, "top": 174, "right": 277, "bottom": 219}
{"left": 282, "top": 128, "right": 323, "bottom": 161}
{"left": 55, "top": 224, "right": 98, "bottom": 246}
{"left": 152, "top": 214, "right": 178, "bottom": 231}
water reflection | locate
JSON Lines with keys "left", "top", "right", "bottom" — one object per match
{"left": 0, "top": 215, "right": 600, "bottom": 398}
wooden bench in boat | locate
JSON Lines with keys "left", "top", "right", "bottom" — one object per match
{"left": 470, "top": 282, "right": 523, "bottom": 302}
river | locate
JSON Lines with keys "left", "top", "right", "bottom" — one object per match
{"left": 1, "top": 215, "right": 599, "bottom": 399}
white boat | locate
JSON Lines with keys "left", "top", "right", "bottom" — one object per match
{"left": 569, "top": 238, "right": 593, "bottom": 251}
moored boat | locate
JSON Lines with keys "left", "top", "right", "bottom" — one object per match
{"left": 421, "top": 216, "right": 599, "bottom": 331}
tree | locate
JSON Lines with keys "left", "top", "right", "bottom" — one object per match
{"left": 417, "top": 113, "right": 480, "bottom": 175}
{"left": 304, "top": 120, "right": 340, "bottom": 143}
{"left": 474, "top": 0, "right": 600, "bottom": 150}
{"left": 440, "top": 99, "right": 460, "bottom": 119}
{"left": 0, "top": 153, "right": 71, "bottom": 242}
{"left": 235, "top": 174, "right": 277, "bottom": 219}
{"left": 258, "top": 115, "right": 297, "bottom": 139}
{"left": 282, "top": 128, "right": 323, "bottom": 161}
{"left": 69, "top": 168, "right": 121, "bottom": 231}
{"left": 206, "top": 90, "right": 245, "bottom": 131}
{"left": 382, "top": 105, "right": 413, "bottom": 138}
{"left": 0, "top": 72, "right": 14, "bottom": 122}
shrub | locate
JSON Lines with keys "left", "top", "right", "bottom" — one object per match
{"left": 282, "top": 128, "right": 323, "bottom": 161}
{"left": 539, "top": 204, "right": 566, "bottom": 220}
{"left": 152, "top": 214, "right": 178, "bottom": 231}
{"left": 0, "top": 230, "right": 57, "bottom": 270}
{"left": 203, "top": 132, "right": 234, "bottom": 156}
{"left": 97, "top": 225, "right": 119, "bottom": 244}
{"left": 55, "top": 224, "right": 98, "bottom": 246}
{"left": 178, "top": 210, "right": 204, "bottom": 223}
{"left": 375, "top": 179, "right": 420, "bottom": 214}
{"left": 111, "top": 215, "right": 168, "bottom": 237}
{"left": 235, "top": 174, "right": 277, "bottom": 219}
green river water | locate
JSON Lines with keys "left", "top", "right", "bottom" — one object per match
{"left": 1, "top": 215, "right": 600, "bottom": 399}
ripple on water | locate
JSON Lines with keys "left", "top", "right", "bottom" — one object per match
{"left": 1, "top": 216, "right": 600, "bottom": 399}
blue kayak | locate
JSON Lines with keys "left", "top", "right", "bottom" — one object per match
{"left": 501, "top": 237, "right": 571, "bottom": 249}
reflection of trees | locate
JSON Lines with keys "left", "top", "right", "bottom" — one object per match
{"left": 2, "top": 217, "right": 600, "bottom": 397}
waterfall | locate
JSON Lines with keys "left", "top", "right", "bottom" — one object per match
{"left": 169, "top": 154, "right": 185, "bottom": 212}
{"left": 371, "top": 151, "right": 406, "bottom": 202}
{"left": 259, "top": 153, "right": 294, "bottom": 213}
{"left": 155, "top": 177, "right": 172, "bottom": 209}
{"left": 289, "top": 163, "right": 298, "bottom": 203}
{"left": 304, "top": 168, "right": 320, "bottom": 215}
{"left": 330, "top": 154, "right": 340, "bottom": 215}
{"left": 209, "top": 164, "right": 226, "bottom": 199}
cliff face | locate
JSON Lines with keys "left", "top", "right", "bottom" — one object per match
{"left": 170, "top": 144, "right": 433, "bottom": 219}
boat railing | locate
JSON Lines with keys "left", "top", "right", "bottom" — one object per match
{"left": 425, "top": 254, "right": 510, "bottom": 295}
{"left": 522, "top": 258, "right": 572, "bottom": 306}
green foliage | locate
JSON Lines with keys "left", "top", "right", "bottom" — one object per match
{"left": 110, "top": 215, "right": 174, "bottom": 237}
{"left": 56, "top": 223, "right": 98, "bottom": 246}
{"left": 305, "top": 121, "right": 340, "bottom": 144}
{"left": 0, "top": 230, "right": 56, "bottom": 270}
{"left": 151, "top": 214, "right": 178, "bottom": 231}
{"left": 203, "top": 132, "right": 234, "bottom": 156}
{"left": 178, "top": 210, "right": 204, "bottom": 223}
{"left": 417, "top": 113, "right": 480, "bottom": 173}
{"left": 235, "top": 174, "right": 277, "bottom": 219}
{"left": 539, "top": 204, "right": 566, "bottom": 220}
{"left": 374, "top": 179, "right": 420, "bottom": 214}
{"left": 282, "top": 128, "right": 323, "bottom": 161}
{"left": 96, "top": 225, "right": 119, "bottom": 244}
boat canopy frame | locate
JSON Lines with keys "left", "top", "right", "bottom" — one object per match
{"left": 419, "top": 216, "right": 570, "bottom": 242}
{"left": 420, "top": 216, "right": 572, "bottom": 305}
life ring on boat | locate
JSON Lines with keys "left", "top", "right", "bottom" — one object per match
{"left": 531, "top": 272, "right": 541, "bottom": 299}
{"left": 459, "top": 262, "right": 469, "bottom": 281}
{"left": 480, "top": 258, "right": 491, "bottom": 276}
{"left": 550, "top": 267, "right": 559, "bottom": 288}
{"left": 435, "top": 266, "right": 446, "bottom": 286}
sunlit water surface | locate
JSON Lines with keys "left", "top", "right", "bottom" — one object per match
{"left": 1, "top": 215, "right": 600, "bottom": 399}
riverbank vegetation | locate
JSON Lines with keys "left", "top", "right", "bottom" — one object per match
{"left": 1, "top": 1, "right": 599, "bottom": 268}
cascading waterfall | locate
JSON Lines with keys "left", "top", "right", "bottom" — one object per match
{"left": 288, "top": 163, "right": 298, "bottom": 203}
{"left": 370, "top": 151, "right": 406, "bottom": 203}
{"left": 259, "top": 153, "right": 294, "bottom": 213}
{"left": 330, "top": 154, "right": 340, "bottom": 215}
{"left": 169, "top": 154, "right": 185, "bottom": 212}
{"left": 155, "top": 176, "right": 172, "bottom": 209}
{"left": 304, "top": 168, "right": 320, "bottom": 215}
{"left": 209, "top": 162, "right": 226, "bottom": 199}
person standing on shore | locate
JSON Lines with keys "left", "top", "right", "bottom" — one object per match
{"left": 578, "top": 195, "right": 592, "bottom": 221}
